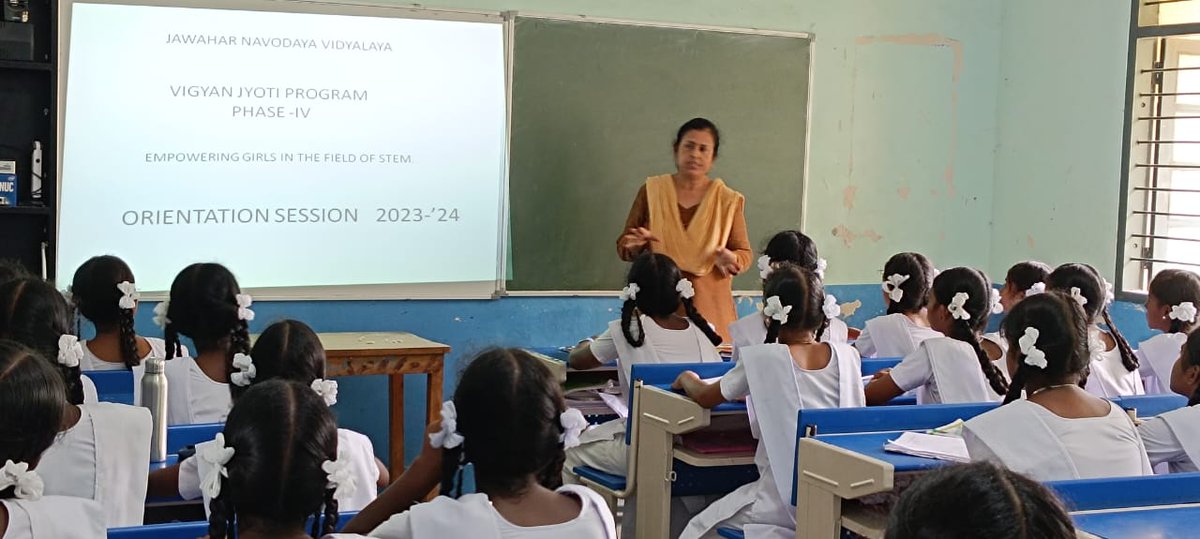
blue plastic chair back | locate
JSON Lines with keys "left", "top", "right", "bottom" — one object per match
{"left": 85, "top": 370, "right": 135, "bottom": 405}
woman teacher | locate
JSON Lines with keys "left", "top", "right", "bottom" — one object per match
{"left": 617, "top": 118, "right": 752, "bottom": 343}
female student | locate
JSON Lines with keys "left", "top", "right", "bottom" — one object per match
{"left": 616, "top": 118, "right": 752, "bottom": 342}
{"left": 202, "top": 379, "right": 346, "bottom": 539}
{"left": 1138, "top": 269, "right": 1200, "bottom": 395}
{"left": 154, "top": 320, "right": 386, "bottom": 511}
{"left": 71, "top": 255, "right": 183, "bottom": 370}
{"left": 565, "top": 253, "right": 722, "bottom": 479}
{"left": 854, "top": 252, "right": 941, "bottom": 358}
{"left": 337, "top": 348, "right": 615, "bottom": 538}
{"left": 1046, "top": 263, "right": 1144, "bottom": 397}
{"left": 864, "top": 267, "right": 1008, "bottom": 405}
{"left": 733, "top": 230, "right": 848, "bottom": 349}
{"left": 885, "top": 462, "right": 1076, "bottom": 539}
{"left": 963, "top": 292, "right": 1152, "bottom": 481}
{"left": 672, "top": 264, "right": 864, "bottom": 539}
{"left": 980, "top": 261, "right": 1051, "bottom": 369}
{"left": 155, "top": 262, "right": 254, "bottom": 425}
{"left": 0, "top": 340, "right": 105, "bottom": 539}
{"left": 0, "top": 278, "right": 152, "bottom": 527}
{"left": 1139, "top": 328, "right": 1200, "bottom": 473}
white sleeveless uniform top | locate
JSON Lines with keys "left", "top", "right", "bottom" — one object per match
{"left": 1083, "top": 329, "right": 1145, "bottom": 398}
{"left": 1139, "top": 404, "right": 1200, "bottom": 473}
{"left": 79, "top": 337, "right": 179, "bottom": 371}
{"left": 889, "top": 338, "right": 1003, "bottom": 404}
{"left": 330, "top": 485, "right": 616, "bottom": 539}
{"left": 80, "top": 374, "right": 98, "bottom": 404}
{"left": 185, "top": 428, "right": 380, "bottom": 513}
{"left": 37, "top": 402, "right": 152, "bottom": 527}
{"left": 136, "top": 356, "right": 231, "bottom": 425}
{"left": 1138, "top": 333, "right": 1187, "bottom": 396}
{"left": 964, "top": 400, "right": 1153, "bottom": 482}
{"left": 982, "top": 332, "right": 1012, "bottom": 381}
{"left": 0, "top": 496, "right": 105, "bottom": 539}
{"left": 854, "top": 313, "right": 942, "bottom": 358}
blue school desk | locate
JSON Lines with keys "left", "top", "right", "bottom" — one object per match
{"left": 108, "top": 511, "right": 359, "bottom": 538}
{"left": 1072, "top": 506, "right": 1200, "bottom": 539}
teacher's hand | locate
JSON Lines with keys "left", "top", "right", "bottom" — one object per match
{"left": 619, "top": 227, "right": 659, "bottom": 253}
{"left": 715, "top": 247, "right": 740, "bottom": 276}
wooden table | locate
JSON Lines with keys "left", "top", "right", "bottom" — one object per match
{"left": 320, "top": 332, "right": 450, "bottom": 479}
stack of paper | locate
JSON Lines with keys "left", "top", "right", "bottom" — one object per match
{"left": 883, "top": 432, "right": 970, "bottom": 463}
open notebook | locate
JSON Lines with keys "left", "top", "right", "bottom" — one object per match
{"left": 883, "top": 431, "right": 970, "bottom": 463}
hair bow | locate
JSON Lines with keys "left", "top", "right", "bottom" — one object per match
{"left": 1104, "top": 279, "right": 1115, "bottom": 306}
{"left": 619, "top": 283, "right": 640, "bottom": 302}
{"left": 0, "top": 460, "right": 43, "bottom": 501}
{"left": 948, "top": 292, "right": 971, "bottom": 321}
{"left": 1018, "top": 327, "right": 1047, "bottom": 369}
{"left": 823, "top": 294, "right": 841, "bottom": 319}
{"left": 882, "top": 274, "right": 910, "bottom": 303}
{"left": 199, "top": 433, "right": 236, "bottom": 499}
{"left": 757, "top": 255, "right": 773, "bottom": 280}
{"left": 322, "top": 449, "right": 358, "bottom": 500}
{"left": 1070, "top": 287, "right": 1088, "bottom": 307}
{"left": 116, "top": 281, "right": 140, "bottom": 310}
{"left": 230, "top": 353, "right": 256, "bottom": 387}
{"left": 989, "top": 288, "right": 1003, "bottom": 315}
{"left": 676, "top": 278, "right": 695, "bottom": 300}
{"left": 1170, "top": 301, "right": 1198, "bottom": 323}
{"left": 235, "top": 294, "right": 255, "bottom": 321}
{"left": 559, "top": 408, "right": 589, "bottom": 450}
{"left": 1025, "top": 282, "right": 1046, "bottom": 297}
{"left": 815, "top": 258, "right": 828, "bottom": 279}
{"left": 429, "top": 400, "right": 465, "bottom": 449}
{"left": 153, "top": 300, "right": 171, "bottom": 329}
{"left": 762, "top": 296, "right": 792, "bottom": 325}
{"left": 311, "top": 379, "right": 339, "bottom": 406}
{"left": 57, "top": 335, "right": 83, "bottom": 368}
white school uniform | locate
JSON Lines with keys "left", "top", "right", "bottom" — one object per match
{"left": 727, "top": 313, "right": 849, "bottom": 362}
{"left": 1084, "top": 329, "right": 1146, "bottom": 398}
{"left": 81, "top": 374, "right": 98, "bottom": 404}
{"left": 682, "top": 342, "right": 865, "bottom": 539}
{"left": 964, "top": 399, "right": 1153, "bottom": 482}
{"left": 1138, "top": 333, "right": 1187, "bottom": 396}
{"left": 329, "top": 485, "right": 615, "bottom": 539}
{"left": 79, "top": 337, "right": 179, "bottom": 371}
{"left": 37, "top": 402, "right": 152, "bottom": 527}
{"left": 1139, "top": 405, "right": 1200, "bottom": 473}
{"left": 982, "top": 332, "right": 1012, "bottom": 381}
{"left": 137, "top": 356, "right": 231, "bottom": 425}
{"left": 182, "top": 428, "right": 380, "bottom": 512}
{"left": 0, "top": 495, "right": 105, "bottom": 539}
{"left": 853, "top": 313, "right": 942, "bottom": 358}
{"left": 889, "top": 338, "right": 1003, "bottom": 405}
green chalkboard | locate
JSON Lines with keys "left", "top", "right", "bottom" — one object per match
{"left": 507, "top": 16, "right": 811, "bottom": 291}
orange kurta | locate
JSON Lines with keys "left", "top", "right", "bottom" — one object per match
{"left": 617, "top": 176, "right": 752, "bottom": 343}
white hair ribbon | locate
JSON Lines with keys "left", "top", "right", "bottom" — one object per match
{"left": 619, "top": 283, "right": 640, "bottom": 302}
{"left": 0, "top": 460, "right": 43, "bottom": 501}
{"left": 57, "top": 335, "right": 83, "bottom": 369}
{"left": 676, "top": 278, "right": 695, "bottom": 300}
{"left": 948, "top": 292, "right": 971, "bottom": 321}
{"left": 116, "top": 281, "right": 140, "bottom": 310}
{"left": 322, "top": 449, "right": 358, "bottom": 500}
{"left": 199, "top": 433, "right": 236, "bottom": 499}
{"left": 1025, "top": 282, "right": 1046, "bottom": 297}
{"left": 230, "top": 353, "right": 256, "bottom": 387}
{"left": 1018, "top": 327, "right": 1047, "bottom": 369}
{"left": 816, "top": 258, "right": 828, "bottom": 279}
{"left": 762, "top": 296, "right": 792, "bottom": 325}
{"left": 1104, "top": 279, "right": 1115, "bottom": 306}
{"left": 823, "top": 294, "right": 841, "bottom": 319}
{"left": 1170, "top": 301, "right": 1198, "bottom": 323}
{"left": 235, "top": 294, "right": 255, "bottom": 321}
{"left": 311, "top": 379, "right": 339, "bottom": 406}
{"left": 989, "top": 288, "right": 1003, "bottom": 315}
{"left": 153, "top": 300, "right": 171, "bottom": 329}
{"left": 429, "top": 400, "right": 465, "bottom": 449}
{"left": 1070, "top": 287, "right": 1088, "bottom": 307}
{"left": 559, "top": 408, "right": 589, "bottom": 450}
{"left": 757, "top": 255, "right": 773, "bottom": 280}
{"left": 882, "top": 274, "right": 910, "bottom": 303}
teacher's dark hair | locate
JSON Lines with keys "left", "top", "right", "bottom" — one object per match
{"left": 674, "top": 118, "right": 721, "bottom": 159}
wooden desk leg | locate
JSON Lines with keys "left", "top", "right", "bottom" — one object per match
{"left": 795, "top": 481, "right": 842, "bottom": 539}
{"left": 426, "top": 359, "right": 444, "bottom": 426}
{"left": 389, "top": 373, "right": 405, "bottom": 480}
{"left": 635, "top": 424, "right": 674, "bottom": 539}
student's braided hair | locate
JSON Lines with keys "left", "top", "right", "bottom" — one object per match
{"left": 232, "top": 320, "right": 326, "bottom": 401}
{"left": 208, "top": 380, "right": 339, "bottom": 539}
{"left": 71, "top": 255, "right": 142, "bottom": 369}
{"left": 163, "top": 263, "right": 252, "bottom": 380}
{"left": 762, "top": 230, "right": 822, "bottom": 277}
{"left": 882, "top": 252, "right": 936, "bottom": 315}
{"left": 0, "top": 278, "right": 84, "bottom": 405}
{"left": 1046, "top": 263, "right": 1137, "bottom": 372}
{"left": 761, "top": 263, "right": 828, "bottom": 344}
{"left": 1005, "top": 261, "right": 1052, "bottom": 297}
{"left": 620, "top": 253, "right": 722, "bottom": 347}
{"left": 1149, "top": 269, "right": 1200, "bottom": 334}
{"left": 932, "top": 268, "right": 1008, "bottom": 396}
{"left": 1001, "top": 292, "right": 1092, "bottom": 404}
{"left": 0, "top": 339, "right": 66, "bottom": 496}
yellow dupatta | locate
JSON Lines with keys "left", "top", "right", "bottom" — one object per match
{"left": 645, "top": 175, "right": 743, "bottom": 277}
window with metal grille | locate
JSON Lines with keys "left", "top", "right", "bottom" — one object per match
{"left": 1120, "top": 0, "right": 1200, "bottom": 293}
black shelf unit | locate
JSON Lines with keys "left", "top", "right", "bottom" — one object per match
{"left": 0, "top": 0, "right": 57, "bottom": 281}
